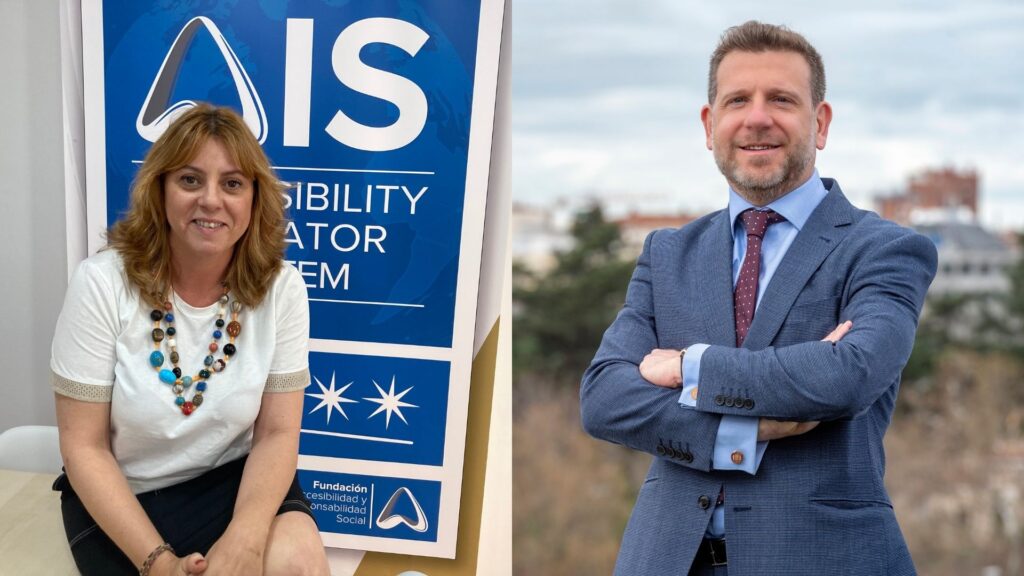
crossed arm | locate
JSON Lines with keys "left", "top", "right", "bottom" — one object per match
{"left": 581, "top": 232, "right": 730, "bottom": 471}
{"left": 580, "top": 227, "right": 936, "bottom": 468}
{"left": 638, "top": 321, "right": 851, "bottom": 441}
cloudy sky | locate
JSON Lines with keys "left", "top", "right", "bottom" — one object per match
{"left": 511, "top": 0, "right": 1024, "bottom": 230}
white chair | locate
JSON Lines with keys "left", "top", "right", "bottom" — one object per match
{"left": 0, "top": 425, "right": 63, "bottom": 474}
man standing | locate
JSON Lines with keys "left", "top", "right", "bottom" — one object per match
{"left": 580, "top": 21, "right": 936, "bottom": 576}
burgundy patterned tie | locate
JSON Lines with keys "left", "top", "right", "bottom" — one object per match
{"left": 734, "top": 208, "right": 786, "bottom": 346}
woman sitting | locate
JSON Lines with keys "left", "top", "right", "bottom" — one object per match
{"left": 51, "top": 103, "right": 330, "bottom": 576}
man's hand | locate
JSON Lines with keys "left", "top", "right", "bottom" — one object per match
{"left": 758, "top": 419, "right": 820, "bottom": 441}
{"left": 821, "top": 320, "right": 852, "bottom": 344}
{"left": 639, "top": 348, "right": 684, "bottom": 388}
{"left": 757, "top": 320, "right": 853, "bottom": 441}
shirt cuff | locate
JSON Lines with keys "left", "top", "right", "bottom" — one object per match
{"left": 712, "top": 415, "right": 765, "bottom": 475}
{"left": 678, "top": 343, "right": 709, "bottom": 408}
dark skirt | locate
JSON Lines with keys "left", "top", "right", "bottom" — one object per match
{"left": 53, "top": 455, "right": 315, "bottom": 576}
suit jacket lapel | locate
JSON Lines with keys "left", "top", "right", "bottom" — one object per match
{"left": 742, "top": 181, "right": 856, "bottom": 351}
{"left": 696, "top": 210, "right": 738, "bottom": 347}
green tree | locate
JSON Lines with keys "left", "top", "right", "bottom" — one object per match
{"left": 1004, "top": 232, "right": 1024, "bottom": 357}
{"left": 903, "top": 293, "right": 970, "bottom": 383}
{"left": 904, "top": 232, "right": 1024, "bottom": 383}
{"left": 513, "top": 205, "right": 635, "bottom": 386}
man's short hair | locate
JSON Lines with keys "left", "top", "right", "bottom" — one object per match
{"left": 707, "top": 21, "right": 826, "bottom": 106}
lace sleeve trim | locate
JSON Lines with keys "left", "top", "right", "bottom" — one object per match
{"left": 265, "top": 369, "right": 310, "bottom": 393}
{"left": 52, "top": 372, "right": 113, "bottom": 403}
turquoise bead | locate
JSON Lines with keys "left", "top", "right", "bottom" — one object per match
{"left": 182, "top": 376, "right": 193, "bottom": 388}
{"left": 149, "top": 351, "right": 164, "bottom": 367}
{"left": 159, "top": 369, "right": 177, "bottom": 384}
{"left": 175, "top": 397, "right": 185, "bottom": 406}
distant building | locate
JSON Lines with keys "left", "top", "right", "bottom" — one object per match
{"left": 511, "top": 202, "right": 572, "bottom": 274}
{"left": 514, "top": 198, "right": 702, "bottom": 270}
{"left": 877, "top": 167, "right": 979, "bottom": 226}
{"left": 915, "top": 221, "right": 1017, "bottom": 296}
{"left": 873, "top": 167, "right": 1019, "bottom": 296}
{"left": 614, "top": 211, "right": 700, "bottom": 257}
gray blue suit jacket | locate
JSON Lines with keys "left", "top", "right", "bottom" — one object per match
{"left": 581, "top": 180, "right": 937, "bottom": 575}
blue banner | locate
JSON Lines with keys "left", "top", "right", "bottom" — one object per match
{"left": 86, "top": 0, "right": 501, "bottom": 557}
{"left": 301, "top": 352, "right": 450, "bottom": 466}
{"left": 100, "top": 0, "right": 482, "bottom": 347}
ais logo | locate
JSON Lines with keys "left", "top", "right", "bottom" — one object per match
{"left": 138, "top": 16, "right": 428, "bottom": 152}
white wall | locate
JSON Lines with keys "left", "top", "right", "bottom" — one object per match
{"left": 0, "top": 1, "right": 67, "bottom": 429}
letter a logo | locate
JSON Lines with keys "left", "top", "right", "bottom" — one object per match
{"left": 136, "top": 16, "right": 268, "bottom": 143}
{"left": 376, "top": 487, "right": 429, "bottom": 533}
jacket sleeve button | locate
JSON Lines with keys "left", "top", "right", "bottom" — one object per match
{"left": 724, "top": 397, "right": 735, "bottom": 407}
{"left": 744, "top": 399, "right": 755, "bottom": 410}
{"left": 714, "top": 395, "right": 725, "bottom": 406}
{"left": 698, "top": 495, "right": 711, "bottom": 510}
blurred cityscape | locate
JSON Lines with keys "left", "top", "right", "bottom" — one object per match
{"left": 512, "top": 167, "right": 1024, "bottom": 575}
{"left": 515, "top": 167, "right": 1019, "bottom": 282}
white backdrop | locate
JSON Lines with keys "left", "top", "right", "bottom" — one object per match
{"left": 0, "top": 1, "right": 70, "bottom": 430}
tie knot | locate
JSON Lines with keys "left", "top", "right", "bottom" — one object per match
{"left": 740, "top": 208, "right": 785, "bottom": 239}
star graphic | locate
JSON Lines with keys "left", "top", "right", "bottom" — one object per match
{"left": 305, "top": 372, "right": 359, "bottom": 424}
{"left": 364, "top": 375, "right": 418, "bottom": 429}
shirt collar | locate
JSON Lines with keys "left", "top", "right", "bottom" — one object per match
{"left": 728, "top": 169, "right": 828, "bottom": 232}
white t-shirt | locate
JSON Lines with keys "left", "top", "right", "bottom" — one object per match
{"left": 51, "top": 250, "right": 310, "bottom": 493}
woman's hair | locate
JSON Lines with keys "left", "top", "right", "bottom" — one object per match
{"left": 106, "top": 103, "right": 287, "bottom": 309}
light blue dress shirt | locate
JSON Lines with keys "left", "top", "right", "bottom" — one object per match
{"left": 677, "top": 170, "right": 829, "bottom": 537}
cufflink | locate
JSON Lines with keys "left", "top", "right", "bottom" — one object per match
{"left": 690, "top": 387, "right": 698, "bottom": 400}
{"left": 731, "top": 451, "right": 744, "bottom": 465}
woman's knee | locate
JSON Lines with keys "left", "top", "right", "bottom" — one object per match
{"left": 263, "top": 512, "right": 329, "bottom": 576}
{"left": 264, "top": 555, "right": 329, "bottom": 576}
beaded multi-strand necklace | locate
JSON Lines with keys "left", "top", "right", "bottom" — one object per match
{"left": 147, "top": 289, "right": 243, "bottom": 415}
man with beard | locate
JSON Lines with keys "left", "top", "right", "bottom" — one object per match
{"left": 580, "top": 21, "right": 937, "bottom": 576}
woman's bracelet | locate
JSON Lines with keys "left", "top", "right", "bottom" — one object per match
{"left": 140, "top": 542, "right": 175, "bottom": 576}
